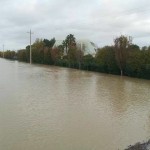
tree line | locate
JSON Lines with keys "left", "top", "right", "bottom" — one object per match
{"left": 0, "top": 34, "right": 150, "bottom": 79}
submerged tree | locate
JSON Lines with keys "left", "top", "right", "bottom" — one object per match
{"left": 43, "top": 38, "right": 56, "bottom": 64}
{"left": 95, "top": 46, "right": 118, "bottom": 74}
{"left": 114, "top": 35, "right": 132, "bottom": 76}
{"left": 62, "top": 34, "right": 76, "bottom": 67}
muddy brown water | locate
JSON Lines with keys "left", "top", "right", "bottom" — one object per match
{"left": 0, "top": 58, "right": 150, "bottom": 150}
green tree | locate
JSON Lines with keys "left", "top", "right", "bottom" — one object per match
{"left": 95, "top": 46, "right": 119, "bottom": 74}
{"left": 18, "top": 49, "right": 28, "bottom": 62}
{"left": 126, "top": 50, "right": 143, "bottom": 77}
{"left": 82, "top": 54, "right": 95, "bottom": 70}
{"left": 128, "top": 44, "right": 140, "bottom": 52}
{"left": 4, "top": 50, "right": 16, "bottom": 60}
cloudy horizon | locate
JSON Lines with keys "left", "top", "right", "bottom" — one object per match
{"left": 1, "top": 0, "right": 150, "bottom": 50}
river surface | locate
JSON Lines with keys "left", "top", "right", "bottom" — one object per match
{"left": 0, "top": 58, "right": 150, "bottom": 150}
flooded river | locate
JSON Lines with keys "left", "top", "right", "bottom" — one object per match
{"left": 0, "top": 58, "right": 150, "bottom": 150}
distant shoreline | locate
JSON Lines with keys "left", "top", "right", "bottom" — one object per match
{"left": 1, "top": 34, "right": 150, "bottom": 80}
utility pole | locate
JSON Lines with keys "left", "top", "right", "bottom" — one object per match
{"left": 3, "top": 44, "right": 4, "bottom": 58}
{"left": 27, "top": 30, "right": 33, "bottom": 64}
{"left": 78, "top": 41, "right": 82, "bottom": 69}
{"left": 80, "top": 41, "right": 82, "bottom": 52}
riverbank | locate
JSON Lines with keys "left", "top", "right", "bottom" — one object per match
{"left": 125, "top": 140, "right": 150, "bottom": 150}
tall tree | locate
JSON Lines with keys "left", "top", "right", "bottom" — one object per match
{"left": 43, "top": 38, "right": 55, "bottom": 48}
{"left": 62, "top": 34, "right": 76, "bottom": 67}
{"left": 114, "top": 35, "right": 132, "bottom": 76}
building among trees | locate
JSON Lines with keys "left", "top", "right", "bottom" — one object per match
{"left": 53, "top": 39, "right": 98, "bottom": 56}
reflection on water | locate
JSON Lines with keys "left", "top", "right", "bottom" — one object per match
{"left": 0, "top": 58, "right": 150, "bottom": 150}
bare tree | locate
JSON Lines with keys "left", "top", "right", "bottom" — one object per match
{"left": 114, "top": 35, "right": 132, "bottom": 76}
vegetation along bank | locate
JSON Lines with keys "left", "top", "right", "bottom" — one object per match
{"left": 0, "top": 34, "right": 150, "bottom": 80}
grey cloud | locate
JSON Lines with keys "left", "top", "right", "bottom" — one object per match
{"left": 0, "top": 0, "right": 150, "bottom": 50}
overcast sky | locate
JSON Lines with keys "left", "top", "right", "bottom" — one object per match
{"left": 1, "top": 0, "right": 150, "bottom": 50}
